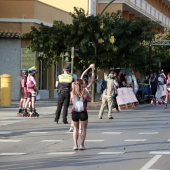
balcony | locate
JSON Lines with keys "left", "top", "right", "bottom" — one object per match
{"left": 126, "top": 0, "right": 170, "bottom": 28}
{"left": 98, "top": 0, "right": 170, "bottom": 28}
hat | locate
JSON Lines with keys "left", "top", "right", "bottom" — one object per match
{"left": 63, "top": 65, "right": 70, "bottom": 71}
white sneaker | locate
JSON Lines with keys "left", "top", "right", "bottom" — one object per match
{"left": 73, "top": 145, "right": 78, "bottom": 150}
{"left": 69, "top": 127, "right": 74, "bottom": 132}
{"left": 79, "top": 145, "right": 86, "bottom": 150}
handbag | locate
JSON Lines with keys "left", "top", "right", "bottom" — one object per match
{"left": 36, "top": 93, "right": 40, "bottom": 100}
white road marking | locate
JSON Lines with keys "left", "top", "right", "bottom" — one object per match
{"left": 0, "top": 140, "right": 21, "bottom": 142}
{"left": 85, "top": 140, "right": 104, "bottom": 142}
{"left": 98, "top": 152, "right": 124, "bottom": 155}
{"left": 0, "top": 124, "right": 7, "bottom": 125}
{"left": 0, "top": 117, "right": 23, "bottom": 120}
{"left": 139, "top": 155, "right": 162, "bottom": 170}
{"left": 102, "top": 132, "right": 122, "bottom": 134}
{"left": 167, "top": 139, "right": 170, "bottom": 141}
{"left": 48, "top": 152, "right": 75, "bottom": 155}
{"left": 0, "top": 132, "right": 12, "bottom": 134}
{"left": 139, "top": 132, "right": 159, "bottom": 135}
{"left": 0, "top": 121, "right": 21, "bottom": 123}
{"left": 66, "top": 132, "right": 72, "bottom": 134}
{"left": 150, "top": 151, "right": 170, "bottom": 155}
{"left": 30, "top": 132, "right": 48, "bottom": 134}
{"left": 41, "top": 140, "right": 63, "bottom": 142}
{"left": 0, "top": 153, "right": 26, "bottom": 156}
{"left": 125, "top": 139, "right": 146, "bottom": 142}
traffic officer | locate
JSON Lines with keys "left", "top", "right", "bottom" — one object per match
{"left": 54, "top": 65, "right": 73, "bottom": 124}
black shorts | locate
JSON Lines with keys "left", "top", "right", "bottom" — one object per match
{"left": 72, "top": 111, "right": 88, "bottom": 121}
{"left": 20, "top": 88, "right": 24, "bottom": 98}
{"left": 28, "top": 92, "right": 36, "bottom": 98}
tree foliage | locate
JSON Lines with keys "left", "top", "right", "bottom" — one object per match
{"left": 21, "top": 7, "right": 163, "bottom": 73}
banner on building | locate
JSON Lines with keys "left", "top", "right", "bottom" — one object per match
{"left": 21, "top": 48, "right": 36, "bottom": 70}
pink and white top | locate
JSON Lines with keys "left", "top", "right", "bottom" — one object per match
{"left": 27, "top": 75, "right": 36, "bottom": 93}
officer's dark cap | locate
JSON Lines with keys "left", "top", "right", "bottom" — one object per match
{"left": 63, "top": 65, "right": 70, "bottom": 71}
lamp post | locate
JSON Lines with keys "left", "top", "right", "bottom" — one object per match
{"left": 100, "top": 0, "right": 116, "bottom": 15}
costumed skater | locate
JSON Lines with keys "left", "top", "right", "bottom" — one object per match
{"left": 17, "top": 69, "right": 28, "bottom": 116}
{"left": 23, "top": 66, "right": 39, "bottom": 117}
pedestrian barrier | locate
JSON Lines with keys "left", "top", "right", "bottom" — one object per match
{"left": 116, "top": 87, "right": 139, "bottom": 110}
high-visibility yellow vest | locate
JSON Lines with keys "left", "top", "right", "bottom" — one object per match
{"left": 59, "top": 74, "right": 73, "bottom": 83}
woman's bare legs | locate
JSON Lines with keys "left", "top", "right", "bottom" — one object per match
{"left": 31, "top": 96, "right": 36, "bottom": 111}
{"left": 73, "top": 121, "right": 79, "bottom": 146}
{"left": 80, "top": 120, "right": 88, "bottom": 146}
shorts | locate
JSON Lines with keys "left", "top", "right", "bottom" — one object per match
{"left": 72, "top": 111, "right": 88, "bottom": 121}
{"left": 20, "top": 88, "right": 24, "bottom": 98}
{"left": 28, "top": 91, "right": 36, "bottom": 98}
{"left": 20, "top": 88, "right": 28, "bottom": 99}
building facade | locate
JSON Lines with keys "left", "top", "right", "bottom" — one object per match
{"left": 0, "top": 0, "right": 169, "bottom": 100}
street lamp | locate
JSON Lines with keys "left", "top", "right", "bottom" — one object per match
{"left": 100, "top": 0, "right": 116, "bottom": 15}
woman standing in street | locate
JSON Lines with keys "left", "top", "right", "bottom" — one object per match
{"left": 71, "top": 79, "right": 90, "bottom": 150}
{"left": 69, "top": 64, "right": 95, "bottom": 132}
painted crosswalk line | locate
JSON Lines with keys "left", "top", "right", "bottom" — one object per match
{"left": 0, "top": 132, "right": 12, "bottom": 134}
{"left": 0, "top": 140, "right": 21, "bottom": 142}
{"left": 125, "top": 139, "right": 146, "bottom": 142}
{"left": 41, "top": 140, "right": 63, "bottom": 142}
{"left": 139, "top": 155, "right": 162, "bottom": 170}
{"left": 48, "top": 152, "right": 75, "bottom": 155}
{"left": 0, "top": 153, "right": 26, "bottom": 156}
{"left": 102, "top": 132, "right": 122, "bottom": 134}
{"left": 150, "top": 151, "right": 170, "bottom": 155}
{"left": 139, "top": 132, "right": 159, "bottom": 134}
{"left": 98, "top": 152, "right": 124, "bottom": 155}
{"left": 0, "top": 121, "right": 21, "bottom": 123}
{"left": 85, "top": 140, "right": 104, "bottom": 142}
{"left": 30, "top": 132, "right": 48, "bottom": 134}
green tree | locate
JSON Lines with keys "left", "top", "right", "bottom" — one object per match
{"left": 21, "top": 7, "right": 160, "bottom": 74}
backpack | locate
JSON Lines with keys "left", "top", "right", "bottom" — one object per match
{"left": 100, "top": 79, "right": 107, "bottom": 93}
{"left": 73, "top": 96, "right": 84, "bottom": 112}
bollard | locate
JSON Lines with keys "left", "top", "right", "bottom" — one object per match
{"left": 0, "top": 74, "right": 12, "bottom": 106}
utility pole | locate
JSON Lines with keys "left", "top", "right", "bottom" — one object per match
{"left": 100, "top": 0, "right": 116, "bottom": 15}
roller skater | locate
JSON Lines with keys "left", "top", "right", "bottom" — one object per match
{"left": 24, "top": 66, "right": 39, "bottom": 118}
{"left": 17, "top": 69, "right": 28, "bottom": 117}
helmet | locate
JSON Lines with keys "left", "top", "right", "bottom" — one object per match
{"left": 29, "top": 66, "right": 37, "bottom": 71}
{"left": 22, "top": 69, "right": 28, "bottom": 76}
{"left": 28, "top": 66, "right": 37, "bottom": 74}
{"left": 28, "top": 69, "right": 34, "bottom": 73}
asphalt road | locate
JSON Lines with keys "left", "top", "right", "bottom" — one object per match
{"left": 0, "top": 101, "right": 170, "bottom": 170}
